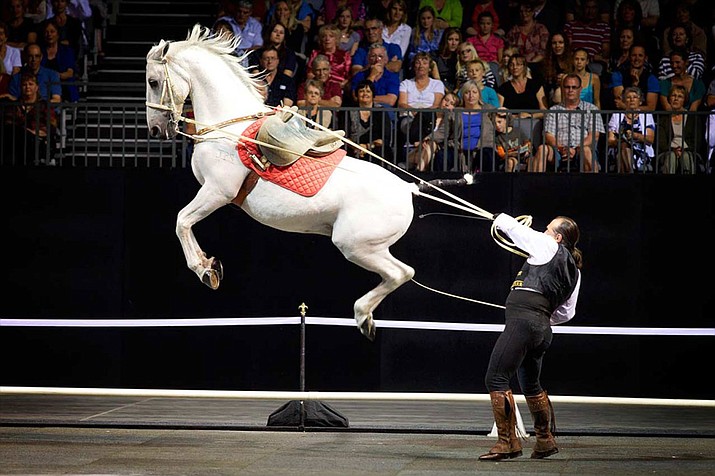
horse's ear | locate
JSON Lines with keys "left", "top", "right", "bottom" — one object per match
{"left": 161, "top": 41, "right": 171, "bottom": 59}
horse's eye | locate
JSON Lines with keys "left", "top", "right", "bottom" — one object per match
{"left": 148, "top": 79, "right": 159, "bottom": 88}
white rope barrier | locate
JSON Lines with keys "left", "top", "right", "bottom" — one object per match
{"left": 1, "top": 386, "right": 712, "bottom": 407}
{"left": 1, "top": 317, "right": 713, "bottom": 336}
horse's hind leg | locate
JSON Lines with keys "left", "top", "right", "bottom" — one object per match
{"left": 339, "top": 246, "right": 415, "bottom": 341}
{"left": 177, "top": 185, "right": 230, "bottom": 289}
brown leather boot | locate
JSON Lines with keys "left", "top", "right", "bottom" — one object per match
{"left": 479, "top": 390, "right": 523, "bottom": 461}
{"left": 526, "top": 391, "right": 559, "bottom": 459}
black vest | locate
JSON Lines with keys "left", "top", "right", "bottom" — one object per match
{"left": 511, "top": 245, "right": 579, "bottom": 313}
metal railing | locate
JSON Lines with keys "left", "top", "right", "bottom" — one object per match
{"left": 2, "top": 101, "right": 713, "bottom": 174}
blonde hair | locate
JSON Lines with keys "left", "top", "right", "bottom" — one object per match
{"left": 456, "top": 42, "right": 479, "bottom": 79}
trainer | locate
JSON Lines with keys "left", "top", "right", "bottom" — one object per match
{"left": 480, "top": 212, "right": 582, "bottom": 461}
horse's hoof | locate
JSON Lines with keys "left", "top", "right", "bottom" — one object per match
{"left": 210, "top": 258, "right": 224, "bottom": 281}
{"left": 201, "top": 268, "right": 221, "bottom": 290}
{"left": 359, "top": 318, "right": 376, "bottom": 341}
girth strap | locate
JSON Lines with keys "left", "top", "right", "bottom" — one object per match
{"left": 232, "top": 170, "right": 260, "bottom": 206}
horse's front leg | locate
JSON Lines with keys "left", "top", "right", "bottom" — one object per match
{"left": 177, "top": 185, "right": 231, "bottom": 289}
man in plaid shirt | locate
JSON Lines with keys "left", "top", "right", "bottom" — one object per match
{"left": 530, "top": 73, "right": 604, "bottom": 172}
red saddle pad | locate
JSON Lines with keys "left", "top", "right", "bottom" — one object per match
{"left": 236, "top": 117, "right": 346, "bottom": 197}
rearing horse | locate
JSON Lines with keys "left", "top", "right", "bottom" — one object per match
{"left": 145, "top": 25, "right": 425, "bottom": 340}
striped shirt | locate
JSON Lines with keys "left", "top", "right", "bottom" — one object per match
{"left": 564, "top": 20, "right": 610, "bottom": 59}
{"left": 657, "top": 52, "right": 706, "bottom": 80}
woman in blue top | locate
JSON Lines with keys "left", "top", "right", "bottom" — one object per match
{"left": 459, "top": 79, "right": 495, "bottom": 172}
{"left": 573, "top": 48, "right": 600, "bottom": 108}
{"left": 40, "top": 19, "right": 79, "bottom": 102}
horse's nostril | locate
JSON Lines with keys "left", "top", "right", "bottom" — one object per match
{"left": 150, "top": 126, "right": 161, "bottom": 138}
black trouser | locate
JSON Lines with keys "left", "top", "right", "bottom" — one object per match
{"left": 485, "top": 290, "right": 553, "bottom": 396}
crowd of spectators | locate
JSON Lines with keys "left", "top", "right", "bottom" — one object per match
{"left": 3, "top": 0, "right": 715, "bottom": 173}
{"left": 2, "top": 0, "right": 108, "bottom": 163}
{"left": 208, "top": 0, "right": 714, "bottom": 174}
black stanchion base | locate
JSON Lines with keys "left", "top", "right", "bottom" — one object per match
{"left": 267, "top": 400, "right": 349, "bottom": 428}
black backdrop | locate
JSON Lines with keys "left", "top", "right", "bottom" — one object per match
{"left": 1, "top": 168, "right": 713, "bottom": 399}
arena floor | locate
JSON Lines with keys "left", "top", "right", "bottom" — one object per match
{"left": 1, "top": 395, "right": 713, "bottom": 475}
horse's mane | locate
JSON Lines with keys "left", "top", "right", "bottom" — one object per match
{"left": 148, "top": 24, "right": 266, "bottom": 103}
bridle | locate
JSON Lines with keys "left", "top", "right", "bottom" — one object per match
{"left": 145, "top": 57, "right": 185, "bottom": 137}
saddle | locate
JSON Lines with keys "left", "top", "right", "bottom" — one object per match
{"left": 256, "top": 106, "right": 344, "bottom": 167}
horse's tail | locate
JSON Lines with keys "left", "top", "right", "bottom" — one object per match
{"left": 415, "top": 173, "right": 474, "bottom": 194}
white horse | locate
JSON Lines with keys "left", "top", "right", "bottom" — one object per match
{"left": 145, "top": 25, "right": 437, "bottom": 340}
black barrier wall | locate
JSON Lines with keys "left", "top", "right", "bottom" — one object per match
{"left": 1, "top": 169, "right": 713, "bottom": 399}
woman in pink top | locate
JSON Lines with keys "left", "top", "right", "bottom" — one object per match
{"left": 306, "top": 24, "right": 352, "bottom": 89}
{"left": 467, "top": 10, "right": 503, "bottom": 64}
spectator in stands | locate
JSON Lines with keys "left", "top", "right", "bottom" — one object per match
{"left": 612, "top": 0, "right": 659, "bottom": 32}
{"left": 611, "top": 0, "right": 660, "bottom": 62}
{"left": 321, "top": 0, "right": 365, "bottom": 26}
{"left": 250, "top": 21, "right": 298, "bottom": 78}
{"left": 266, "top": 0, "right": 312, "bottom": 60}
{"left": 405, "top": 5, "right": 443, "bottom": 70}
{"left": 42, "top": 0, "right": 84, "bottom": 59}
{"left": 657, "top": 24, "right": 706, "bottom": 81}
{"left": 542, "top": 31, "right": 573, "bottom": 106}
{"left": 497, "top": 53, "right": 547, "bottom": 145}
{"left": 608, "top": 27, "right": 641, "bottom": 75}
{"left": 382, "top": 0, "right": 411, "bottom": 58}
{"left": 351, "top": 17, "right": 402, "bottom": 76}
{"left": 259, "top": 45, "right": 296, "bottom": 107}
{"left": 410, "top": 91, "right": 461, "bottom": 171}
{"left": 418, "top": 0, "right": 462, "bottom": 30}
{"left": 661, "top": 1, "right": 707, "bottom": 61}
{"left": 656, "top": 84, "right": 701, "bottom": 174}
{"left": 607, "top": 86, "right": 655, "bottom": 173}
{"left": 466, "top": 11, "right": 503, "bottom": 66}
{"left": 493, "top": 108, "right": 533, "bottom": 172}
{"left": 0, "top": 22, "right": 22, "bottom": 75}
{"left": 496, "top": 46, "right": 522, "bottom": 87}
{"left": 505, "top": 0, "right": 549, "bottom": 77}
{"left": 462, "top": 59, "right": 499, "bottom": 107}
{"left": 459, "top": 79, "right": 496, "bottom": 173}
{"left": 572, "top": 48, "right": 600, "bottom": 109}
{"left": 216, "top": 0, "right": 263, "bottom": 66}
{"left": 431, "top": 27, "right": 460, "bottom": 92}
{"left": 455, "top": 41, "right": 479, "bottom": 91}
{"left": 297, "top": 54, "right": 343, "bottom": 107}
{"left": 610, "top": 44, "right": 658, "bottom": 111}
{"left": 2, "top": 71, "right": 58, "bottom": 164}
{"left": 6, "top": 0, "right": 38, "bottom": 49}
{"left": 658, "top": 49, "right": 705, "bottom": 112}
{"left": 464, "top": 0, "right": 507, "bottom": 38}
{"left": 298, "top": 79, "right": 333, "bottom": 129}
{"left": 334, "top": 6, "right": 361, "bottom": 57}
{"left": 306, "top": 25, "right": 351, "bottom": 90}
{"left": 531, "top": 73, "right": 604, "bottom": 172}
{"left": 350, "top": 43, "right": 399, "bottom": 107}
{"left": 8, "top": 43, "right": 61, "bottom": 103}
{"left": 345, "top": 79, "right": 393, "bottom": 162}
{"left": 563, "top": 0, "right": 610, "bottom": 75}
{"left": 398, "top": 52, "right": 445, "bottom": 164}
{"left": 40, "top": 18, "right": 79, "bottom": 102}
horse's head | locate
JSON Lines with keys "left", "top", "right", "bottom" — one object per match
{"left": 146, "top": 39, "right": 190, "bottom": 140}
